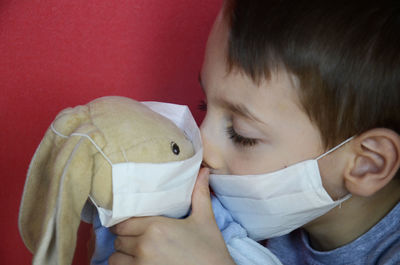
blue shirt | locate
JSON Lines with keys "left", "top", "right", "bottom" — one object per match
{"left": 266, "top": 202, "right": 400, "bottom": 265}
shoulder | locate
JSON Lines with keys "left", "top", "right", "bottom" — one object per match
{"left": 372, "top": 229, "right": 400, "bottom": 264}
{"left": 369, "top": 202, "right": 400, "bottom": 264}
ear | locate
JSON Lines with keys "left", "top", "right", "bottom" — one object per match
{"left": 19, "top": 105, "right": 104, "bottom": 265}
{"left": 344, "top": 128, "right": 400, "bottom": 197}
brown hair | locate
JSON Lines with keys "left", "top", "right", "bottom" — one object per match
{"left": 224, "top": 0, "right": 400, "bottom": 148}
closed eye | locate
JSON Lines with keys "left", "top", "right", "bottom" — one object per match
{"left": 226, "top": 126, "right": 258, "bottom": 147}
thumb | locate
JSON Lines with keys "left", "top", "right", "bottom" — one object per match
{"left": 190, "top": 167, "right": 214, "bottom": 221}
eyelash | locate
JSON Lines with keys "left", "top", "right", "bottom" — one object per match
{"left": 198, "top": 99, "right": 258, "bottom": 147}
{"left": 226, "top": 126, "right": 258, "bottom": 147}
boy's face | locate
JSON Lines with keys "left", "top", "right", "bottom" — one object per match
{"left": 200, "top": 11, "right": 344, "bottom": 197}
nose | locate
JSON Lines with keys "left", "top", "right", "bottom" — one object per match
{"left": 200, "top": 117, "right": 225, "bottom": 172}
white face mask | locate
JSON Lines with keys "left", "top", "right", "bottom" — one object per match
{"left": 53, "top": 102, "right": 203, "bottom": 228}
{"left": 209, "top": 137, "right": 353, "bottom": 241}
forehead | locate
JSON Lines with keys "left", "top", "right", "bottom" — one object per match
{"left": 201, "top": 10, "right": 305, "bottom": 123}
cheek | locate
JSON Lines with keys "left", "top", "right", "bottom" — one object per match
{"left": 318, "top": 154, "right": 349, "bottom": 199}
{"left": 227, "top": 155, "right": 255, "bottom": 175}
{"left": 225, "top": 147, "right": 287, "bottom": 175}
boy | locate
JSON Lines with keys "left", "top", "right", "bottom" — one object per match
{"left": 110, "top": 0, "right": 400, "bottom": 264}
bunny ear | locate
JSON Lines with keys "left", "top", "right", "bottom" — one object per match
{"left": 19, "top": 105, "right": 105, "bottom": 265}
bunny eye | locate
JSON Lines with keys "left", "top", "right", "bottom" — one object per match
{"left": 170, "top": 141, "right": 180, "bottom": 155}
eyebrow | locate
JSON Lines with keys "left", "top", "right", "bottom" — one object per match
{"left": 221, "top": 100, "right": 264, "bottom": 123}
{"left": 198, "top": 74, "right": 264, "bottom": 124}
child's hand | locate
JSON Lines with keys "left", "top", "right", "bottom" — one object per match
{"left": 108, "top": 167, "right": 236, "bottom": 265}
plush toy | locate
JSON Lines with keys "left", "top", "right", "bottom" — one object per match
{"left": 19, "top": 96, "right": 283, "bottom": 265}
{"left": 18, "top": 96, "right": 200, "bottom": 265}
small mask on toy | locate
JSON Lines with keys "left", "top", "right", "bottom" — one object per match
{"left": 18, "top": 96, "right": 202, "bottom": 265}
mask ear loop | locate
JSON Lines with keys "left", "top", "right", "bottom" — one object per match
{"left": 51, "top": 123, "right": 114, "bottom": 209}
{"left": 316, "top": 136, "right": 355, "bottom": 161}
{"left": 70, "top": 132, "right": 113, "bottom": 166}
{"left": 51, "top": 123, "right": 113, "bottom": 166}
{"left": 314, "top": 135, "right": 355, "bottom": 206}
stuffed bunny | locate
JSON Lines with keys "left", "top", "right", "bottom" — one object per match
{"left": 18, "top": 96, "right": 198, "bottom": 265}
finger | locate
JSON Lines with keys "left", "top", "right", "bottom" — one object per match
{"left": 108, "top": 251, "right": 136, "bottom": 265}
{"left": 114, "top": 235, "right": 139, "bottom": 256}
{"left": 190, "top": 167, "right": 214, "bottom": 221}
{"left": 111, "top": 216, "right": 166, "bottom": 236}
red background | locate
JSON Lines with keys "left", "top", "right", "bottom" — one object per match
{"left": 0, "top": 0, "right": 222, "bottom": 263}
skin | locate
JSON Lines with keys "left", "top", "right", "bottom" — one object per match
{"left": 109, "top": 6, "right": 400, "bottom": 264}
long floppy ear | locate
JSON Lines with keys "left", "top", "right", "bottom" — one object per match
{"left": 19, "top": 105, "right": 105, "bottom": 265}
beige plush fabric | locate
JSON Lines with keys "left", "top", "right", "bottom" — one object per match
{"left": 19, "top": 96, "right": 194, "bottom": 265}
